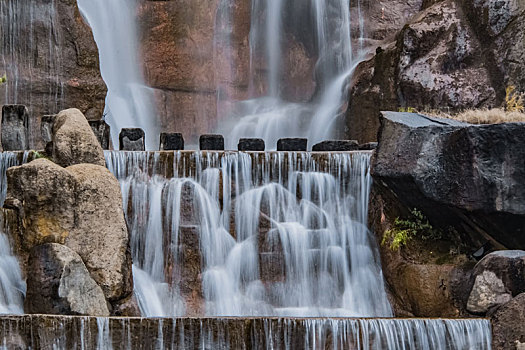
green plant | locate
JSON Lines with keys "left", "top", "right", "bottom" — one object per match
{"left": 382, "top": 209, "right": 441, "bottom": 250}
{"left": 32, "top": 151, "right": 50, "bottom": 160}
{"left": 0, "top": 74, "right": 6, "bottom": 84}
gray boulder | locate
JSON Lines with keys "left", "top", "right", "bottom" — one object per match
{"left": 25, "top": 243, "right": 109, "bottom": 316}
{"left": 52, "top": 108, "right": 106, "bottom": 168}
{"left": 372, "top": 112, "right": 525, "bottom": 249}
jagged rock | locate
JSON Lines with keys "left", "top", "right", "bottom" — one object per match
{"left": 467, "top": 250, "right": 525, "bottom": 314}
{"left": 491, "top": 293, "right": 525, "bottom": 350}
{"left": 372, "top": 111, "right": 525, "bottom": 249}
{"left": 312, "top": 140, "right": 358, "bottom": 152}
{"left": 119, "top": 128, "right": 145, "bottom": 151}
{"left": 160, "top": 133, "right": 184, "bottom": 151}
{"left": 277, "top": 138, "right": 307, "bottom": 151}
{"left": 199, "top": 134, "right": 224, "bottom": 151}
{"left": 1, "top": 105, "right": 29, "bottom": 151}
{"left": 0, "top": 0, "right": 106, "bottom": 148}
{"left": 238, "top": 138, "right": 265, "bottom": 151}
{"left": 25, "top": 243, "right": 109, "bottom": 316}
{"left": 52, "top": 108, "right": 106, "bottom": 167}
{"left": 6, "top": 159, "right": 136, "bottom": 313}
{"left": 89, "top": 120, "right": 111, "bottom": 150}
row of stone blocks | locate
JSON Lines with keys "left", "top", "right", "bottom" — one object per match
{"left": 1, "top": 105, "right": 377, "bottom": 151}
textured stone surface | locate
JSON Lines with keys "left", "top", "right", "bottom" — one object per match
{"left": 25, "top": 243, "right": 109, "bottom": 316}
{"left": 467, "top": 270, "right": 513, "bottom": 314}
{"left": 199, "top": 134, "right": 224, "bottom": 151}
{"left": 312, "top": 140, "right": 358, "bottom": 152}
{"left": 89, "top": 120, "right": 111, "bottom": 150}
{"left": 119, "top": 128, "right": 145, "bottom": 151}
{"left": 372, "top": 112, "right": 525, "bottom": 249}
{"left": 0, "top": 0, "right": 107, "bottom": 148}
{"left": 160, "top": 132, "right": 184, "bottom": 151}
{"left": 238, "top": 138, "right": 265, "bottom": 151}
{"left": 52, "top": 108, "right": 106, "bottom": 167}
{"left": 277, "top": 138, "right": 307, "bottom": 152}
{"left": 491, "top": 293, "right": 525, "bottom": 350}
{"left": 1, "top": 105, "right": 29, "bottom": 151}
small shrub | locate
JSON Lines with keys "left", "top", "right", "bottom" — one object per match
{"left": 382, "top": 209, "right": 442, "bottom": 250}
{"left": 398, "top": 107, "right": 417, "bottom": 113}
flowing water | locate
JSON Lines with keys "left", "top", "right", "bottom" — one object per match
{"left": 76, "top": 0, "right": 158, "bottom": 150}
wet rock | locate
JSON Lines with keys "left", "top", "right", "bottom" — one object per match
{"left": 1, "top": 105, "right": 29, "bottom": 151}
{"left": 6, "top": 159, "right": 135, "bottom": 313}
{"left": 41, "top": 115, "right": 56, "bottom": 145}
{"left": 372, "top": 111, "right": 525, "bottom": 249}
{"left": 199, "top": 134, "right": 224, "bottom": 151}
{"left": 491, "top": 293, "right": 525, "bottom": 350}
{"left": 467, "top": 250, "right": 525, "bottom": 314}
{"left": 89, "top": 120, "right": 111, "bottom": 150}
{"left": 52, "top": 108, "right": 106, "bottom": 167}
{"left": 120, "top": 128, "right": 145, "bottom": 151}
{"left": 277, "top": 138, "right": 307, "bottom": 151}
{"left": 238, "top": 138, "right": 265, "bottom": 151}
{"left": 111, "top": 294, "right": 141, "bottom": 317}
{"left": 25, "top": 243, "right": 109, "bottom": 316}
{"left": 359, "top": 142, "right": 378, "bottom": 151}
{"left": 312, "top": 140, "right": 358, "bottom": 152}
{"left": 160, "top": 132, "right": 184, "bottom": 151}
{"left": 0, "top": 0, "right": 107, "bottom": 149}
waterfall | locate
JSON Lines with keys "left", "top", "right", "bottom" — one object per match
{"left": 217, "top": 0, "right": 364, "bottom": 149}
{"left": 76, "top": 0, "right": 159, "bottom": 150}
{"left": 0, "top": 315, "right": 492, "bottom": 349}
{"left": 0, "top": 152, "right": 27, "bottom": 314}
{"left": 106, "top": 150, "right": 391, "bottom": 317}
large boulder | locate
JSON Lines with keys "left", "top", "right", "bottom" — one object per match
{"left": 6, "top": 159, "right": 135, "bottom": 313}
{"left": 467, "top": 250, "right": 525, "bottom": 314}
{"left": 52, "top": 108, "right": 106, "bottom": 168}
{"left": 0, "top": 0, "right": 107, "bottom": 148}
{"left": 25, "top": 243, "right": 109, "bottom": 316}
{"left": 491, "top": 293, "right": 525, "bottom": 350}
{"left": 372, "top": 111, "right": 525, "bottom": 249}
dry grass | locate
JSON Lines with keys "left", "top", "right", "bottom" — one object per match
{"left": 447, "top": 108, "right": 525, "bottom": 124}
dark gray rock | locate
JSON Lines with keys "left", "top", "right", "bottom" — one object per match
{"left": 491, "top": 293, "right": 525, "bottom": 350}
{"left": 1, "top": 105, "right": 29, "bottom": 151}
{"left": 238, "top": 138, "right": 265, "bottom": 151}
{"left": 277, "top": 138, "right": 307, "bottom": 151}
{"left": 25, "top": 243, "right": 109, "bottom": 316}
{"left": 41, "top": 115, "right": 56, "bottom": 145}
{"left": 89, "top": 120, "right": 111, "bottom": 150}
{"left": 312, "top": 140, "right": 358, "bottom": 152}
{"left": 359, "top": 142, "right": 378, "bottom": 150}
{"left": 160, "top": 132, "right": 184, "bottom": 151}
{"left": 199, "top": 134, "right": 224, "bottom": 151}
{"left": 119, "top": 128, "right": 145, "bottom": 151}
{"left": 372, "top": 111, "right": 525, "bottom": 249}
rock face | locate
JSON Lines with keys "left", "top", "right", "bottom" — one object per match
{"left": 372, "top": 111, "right": 525, "bottom": 249}
{"left": 467, "top": 251, "right": 525, "bottom": 314}
{"left": 0, "top": 0, "right": 107, "bottom": 148}
{"left": 52, "top": 108, "right": 106, "bottom": 168}
{"left": 1, "top": 105, "right": 29, "bottom": 151}
{"left": 346, "top": 0, "right": 524, "bottom": 143}
{"left": 491, "top": 293, "right": 525, "bottom": 350}
{"left": 25, "top": 243, "right": 109, "bottom": 316}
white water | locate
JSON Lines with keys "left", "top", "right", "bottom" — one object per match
{"left": 76, "top": 0, "right": 158, "bottom": 150}
{"left": 0, "top": 152, "right": 27, "bottom": 314}
{"left": 217, "top": 0, "right": 363, "bottom": 149}
{"left": 106, "top": 150, "right": 391, "bottom": 317}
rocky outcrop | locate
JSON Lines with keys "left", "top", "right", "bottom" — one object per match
{"left": 372, "top": 111, "right": 525, "bottom": 250}
{"left": 51, "top": 108, "right": 106, "bottom": 167}
{"left": 0, "top": 0, "right": 107, "bottom": 148}
{"left": 491, "top": 293, "right": 525, "bottom": 350}
{"left": 25, "top": 243, "right": 109, "bottom": 316}
{"left": 467, "top": 251, "right": 525, "bottom": 314}
{"left": 346, "top": 0, "right": 524, "bottom": 143}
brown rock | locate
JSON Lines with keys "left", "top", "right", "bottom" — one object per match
{"left": 52, "top": 108, "right": 106, "bottom": 168}
{"left": 0, "top": 0, "right": 107, "bottom": 149}
{"left": 491, "top": 293, "right": 525, "bottom": 350}
{"left": 25, "top": 243, "right": 109, "bottom": 316}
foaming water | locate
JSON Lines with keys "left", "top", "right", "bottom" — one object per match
{"left": 106, "top": 150, "right": 391, "bottom": 317}
{"left": 76, "top": 0, "right": 158, "bottom": 149}
{"left": 0, "top": 152, "right": 28, "bottom": 314}
{"left": 0, "top": 316, "right": 492, "bottom": 349}
{"left": 217, "top": 0, "right": 364, "bottom": 149}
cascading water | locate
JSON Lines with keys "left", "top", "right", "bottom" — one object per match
{"left": 106, "top": 150, "right": 391, "bottom": 317}
{"left": 0, "top": 152, "right": 27, "bottom": 314}
{"left": 76, "top": 0, "right": 158, "bottom": 150}
{"left": 217, "top": 0, "right": 364, "bottom": 149}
